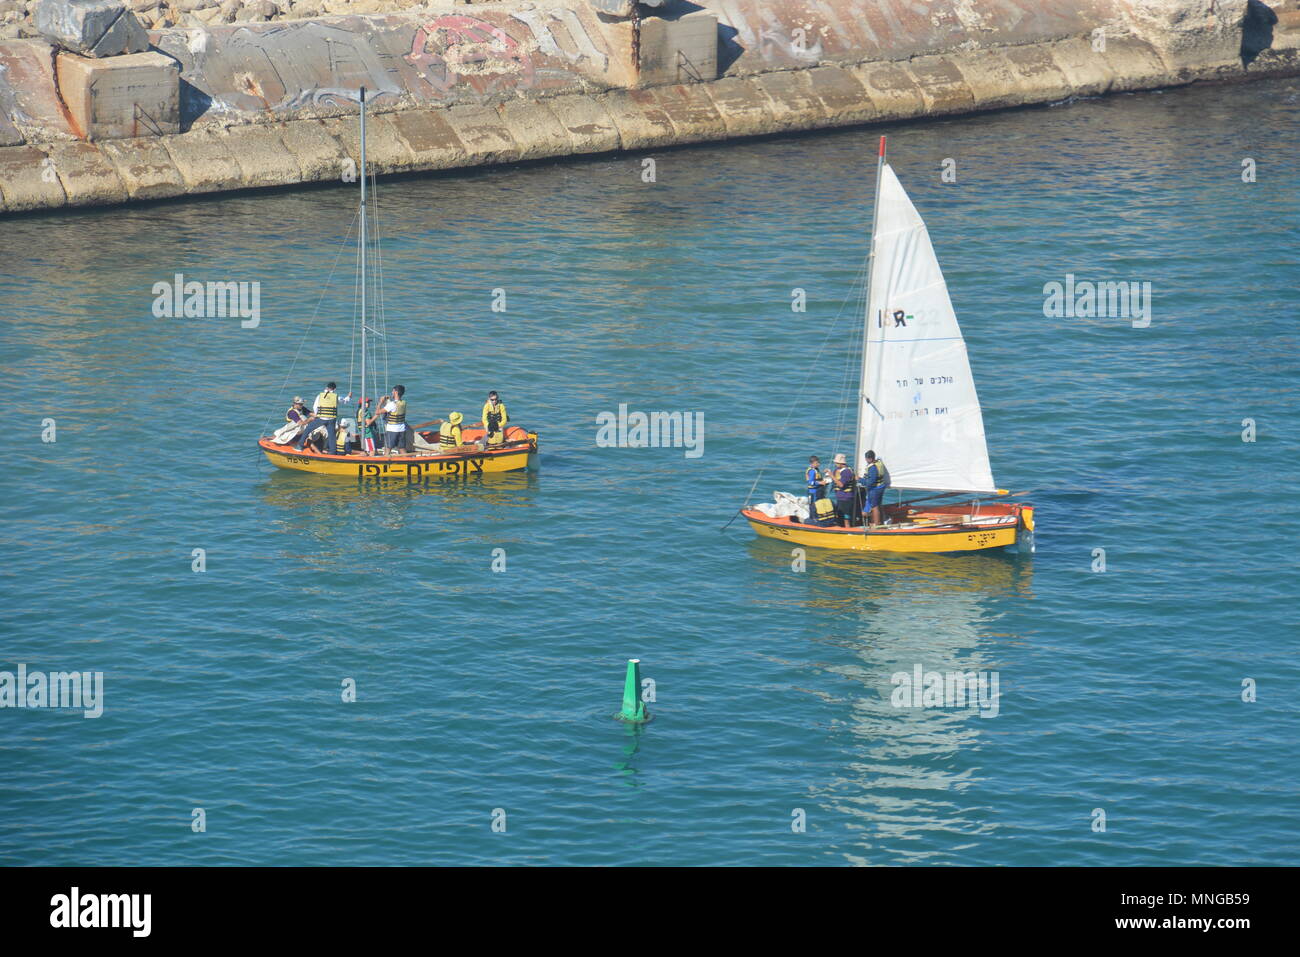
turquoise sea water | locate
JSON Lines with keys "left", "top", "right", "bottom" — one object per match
{"left": 2, "top": 78, "right": 1298, "bottom": 866}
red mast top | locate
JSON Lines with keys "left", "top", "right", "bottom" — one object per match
{"left": 879, "top": 135, "right": 886, "bottom": 158}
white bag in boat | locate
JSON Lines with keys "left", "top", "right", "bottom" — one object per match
{"left": 754, "top": 491, "right": 810, "bottom": 521}
{"left": 272, "top": 421, "right": 304, "bottom": 445}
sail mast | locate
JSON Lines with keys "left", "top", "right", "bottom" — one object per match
{"left": 854, "top": 135, "right": 886, "bottom": 470}
{"left": 359, "top": 86, "right": 367, "bottom": 442}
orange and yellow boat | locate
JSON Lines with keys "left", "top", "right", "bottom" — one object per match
{"left": 259, "top": 86, "right": 537, "bottom": 481}
{"left": 743, "top": 500, "right": 1034, "bottom": 554}
{"left": 741, "top": 137, "right": 1033, "bottom": 555}
{"left": 258, "top": 425, "right": 538, "bottom": 482}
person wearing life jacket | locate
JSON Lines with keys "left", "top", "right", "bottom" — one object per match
{"left": 482, "top": 391, "right": 508, "bottom": 446}
{"left": 295, "top": 381, "right": 348, "bottom": 455}
{"left": 439, "top": 411, "right": 464, "bottom": 451}
{"left": 285, "top": 397, "right": 310, "bottom": 426}
{"left": 368, "top": 385, "right": 409, "bottom": 455}
{"left": 830, "top": 453, "right": 858, "bottom": 527}
{"left": 860, "top": 450, "right": 891, "bottom": 527}
{"left": 336, "top": 418, "right": 358, "bottom": 455}
{"left": 804, "top": 455, "right": 829, "bottom": 524}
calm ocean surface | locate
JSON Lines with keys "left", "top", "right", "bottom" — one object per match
{"left": 2, "top": 78, "right": 1297, "bottom": 866}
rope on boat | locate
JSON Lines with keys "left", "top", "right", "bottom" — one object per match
{"left": 723, "top": 251, "right": 872, "bottom": 532}
{"left": 259, "top": 204, "right": 363, "bottom": 440}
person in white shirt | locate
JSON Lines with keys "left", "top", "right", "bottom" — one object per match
{"left": 365, "top": 384, "right": 409, "bottom": 455}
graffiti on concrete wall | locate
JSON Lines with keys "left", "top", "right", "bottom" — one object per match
{"left": 403, "top": 16, "right": 536, "bottom": 93}
{"left": 511, "top": 6, "right": 609, "bottom": 74}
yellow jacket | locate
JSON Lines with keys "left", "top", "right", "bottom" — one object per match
{"left": 482, "top": 400, "right": 508, "bottom": 430}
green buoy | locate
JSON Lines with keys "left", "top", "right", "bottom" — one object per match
{"left": 615, "top": 658, "right": 649, "bottom": 724}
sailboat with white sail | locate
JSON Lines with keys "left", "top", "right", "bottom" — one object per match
{"left": 258, "top": 86, "right": 538, "bottom": 481}
{"left": 741, "top": 137, "right": 1034, "bottom": 554}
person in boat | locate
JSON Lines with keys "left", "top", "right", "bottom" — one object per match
{"left": 482, "top": 391, "right": 508, "bottom": 446}
{"left": 286, "top": 397, "right": 311, "bottom": 426}
{"left": 353, "top": 397, "right": 381, "bottom": 454}
{"left": 804, "top": 455, "right": 836, "bottom": 526}
{"left": 439, "top": 412, "right": 464, "bottom": 451}
{"left": 367, "top": 385, "right": 409, "bottom": 455}
{"left": 830, "top": 453, "right": 858, "bottom": 527}
{"left": 336, "top": 418, "right": 359, "bottom": 455}
{"left": 295, "top": 381, "right": 345, "bottom": 455}
{"left": 860, "top": 450, "right": 891, "bottom": 527}
{"left": 805, "top": 455, "right": 827, "bottom": 503}
{"left": 269, "top": 396, "right": 312, "bottom": 445}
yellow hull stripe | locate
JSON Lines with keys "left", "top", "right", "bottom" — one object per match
{"left": 746, "top": 516, "right": 1018, "bottom": 553}
{"left": 260, "top": 440, "right": 534, "bottom": 479}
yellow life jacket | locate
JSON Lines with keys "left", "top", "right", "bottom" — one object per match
{"left": 813, "top": 497, "right": 835, "bottom": 519}
{"left": 315, "top": 390, "right": 338, "bottom": 420}
{"left": 384, "top": 398, "right": 407, "bottom": 427}
{"left": 482, "top": 400, "right": 508, "bottom": 429}
{"left": 867, "top": 459, "right": 889, "bottom": 488}
{"left": 439, "top": 422, "right": 462, "bottom": 448}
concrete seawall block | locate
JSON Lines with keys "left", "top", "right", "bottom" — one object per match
{"left": 804, "top": 65, "right": 876, "bottom": 126}
{"left": 599, "top": 89, "right": 677, "bottom": 149}
{"left": 908, "top": 55, "right": 976, "bottom": 115}
{"left": 388, "top": 109, "right": 470, "bottom": 170}
{"left": 0, "top": 40, "right": 77, "bottom": 141}
{"left": 751, "top": 70, "right": 827, "bottom": 131}
{"left": 0, "top": 113, "right": 23, "bottom": 148}
{"left": 223, "top": 124, "right": 303, "bottom": 189}
{"left": 544, "top": 95, "right": 621, "bottom": 153}
{"left": 0, "top": 145, "right": 68, "bottom": 211}
{"left": 324, "top": 113, "right": 412, "bottom": 177}
{"left": 275, "top": 121, "right": 347, "bottom": 183}
{"left": 496, "top": 99, "right": 573, "bottom": 160}
{"left": 42, "top": 139, "right": 126, "bottom": 205}
{"left": 442, "top": 104, "right": 521, "bottom": 165}
{"left": 161, "top": 128, "right": 244, "bottom": 194}
{"left": 56, "top": 50, "right": 180, "bottom": 141}
{"left": 649, "top": 83, "right": 728, "bottom": 142}
{"left": 701, "top": 75, "right": 781, "bottom": 136}
{"left": 952, "top": 51, "right": 1029, "bottom": 111}
{"left": 97, "top": 137, "right": 185, "bottom": 200}
{"left": 1048, "top": 37, "right": 1118, "bottom": 96}
{"left": 849, "top": 61, "right": 926, "bottom": 120}
{"left": 1099, "top": 37, "right": 1173, "bottom": 91}
{"left": 1000, "top": 45, "right": 1073, "bottom": 103}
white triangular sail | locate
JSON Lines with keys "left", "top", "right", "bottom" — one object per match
{"left": 854, "top": 164, "right": 996, "bottom": 494}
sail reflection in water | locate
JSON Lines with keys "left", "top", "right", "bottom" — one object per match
{"left": 791, "top": 552, "right": 1032, "bottom": 864}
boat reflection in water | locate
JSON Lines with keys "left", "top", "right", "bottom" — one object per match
{"left": 256, "top": 469, "right": 539, "bottom": 571}
{"left": 748, "top": 539, "right": 1032, "bottom": 864}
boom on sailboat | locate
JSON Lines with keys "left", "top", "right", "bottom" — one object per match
{"left": 257, "top": 86, "right": 538, "bottom": 482}
{"left": 741, "top": 137, "right": 1033, "bottom": 554}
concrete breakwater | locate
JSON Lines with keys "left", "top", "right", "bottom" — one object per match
{"left": 2, "top": 0, "right": 1299, "bottom": 213}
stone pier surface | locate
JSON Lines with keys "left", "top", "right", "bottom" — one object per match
{"left": 2, "top": 0, "right": 1299, "bottom": 212}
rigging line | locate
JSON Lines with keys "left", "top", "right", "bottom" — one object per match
{"left": 259, "top": 204, "right": 362, "bottom": 439}
{"left": 370, "top": 166, "right": 389, "bottom": 391}
{"left": 350, "top": 201, "right": 364, "bottom": 402}
{"left": 832, "top": 273, "right": 866, "bottom": 458}
{"left": 737, "top": 253, "right": 871, "bottom": 512}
